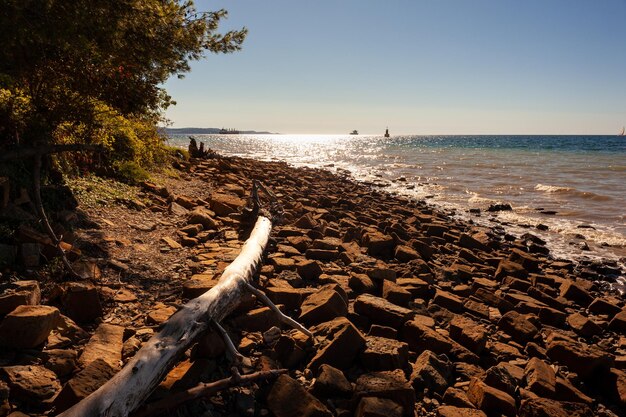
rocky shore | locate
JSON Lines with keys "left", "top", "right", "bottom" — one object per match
{"left": 0, "top": 154, "right": 625, "bottom": 417}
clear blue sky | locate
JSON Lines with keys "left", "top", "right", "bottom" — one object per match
{"left": 164, "top": 0, "right": 626, "bottom": 134}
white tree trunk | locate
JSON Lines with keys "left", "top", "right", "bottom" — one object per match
{"left": 57, "top": 216, "right": 273, "bottom": 417}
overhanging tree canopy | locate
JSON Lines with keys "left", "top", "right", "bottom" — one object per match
{"left": 0, "top": 0, "right": 247, "bottom": 147}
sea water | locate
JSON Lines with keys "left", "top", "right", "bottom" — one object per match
{"left": 167, "top": 134, "right": 626, "bottom": 271}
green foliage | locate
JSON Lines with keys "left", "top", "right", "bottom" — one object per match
{"left": 113, "top": 161, "right": 150, "bottom": 185}
{"left": 0, "top": 0, "right": 246, "bottom": 175}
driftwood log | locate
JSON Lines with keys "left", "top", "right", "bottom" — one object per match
{"left": 57, "top": 214, "right": 290, "bottom": 416}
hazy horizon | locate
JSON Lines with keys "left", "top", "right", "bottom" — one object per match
{"left": 164, "top": 0, "right": 626, "bottom": 135}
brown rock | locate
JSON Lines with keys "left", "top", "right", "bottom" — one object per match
{"left": 602, "top": 367, "right": 626, "bottom": 407}
{"left": 1, "top": 365, "right": 61, "bottom": 404}
{"left": 483, "top": 363, "right": 518, "bottom": 396}
{"left": 286, "top": 235, "right": 312, "bottom": 252}
{"left": 209, "top": 192, "right": 244, "bottom": 216}
{"left": 182, "top": 275, "right": 217, "bottom": 299}
{"left": 525, "top": 357, "right": 556, "bottom": 396}
{"left": 53, "top": 358, "right": 117, "bottom": 413}
{"left": 567, "top": 313, "right": 602, "bottom": 337}
{"left": 61, "top": 282, "right": 102, "bottom": 323}
{"left": 308, "top": 317, "right": 366, "bottom": 371}
{"left": 350, "top": 273, "right": 377, "bottom": 294}
{"left": 588, "top": 297, "right": 622, "bottom": 317}
{"left": 354, "top": 369, "right": 415, "bottom": 416}
{"left": 305, "top": 248, "right": 340, "bottom": 262}
{"left": 78, "top": 323, "right": 124, "bottom": 369}
{"left": 299, "top": 287, "right": 348, "bottom": 325}
{"left": 395, "top": 245, "right": 421, "bottom": 262}
{"left": 459, "top": 233, "right": 490, "bottom": 252}
{"left": 402, "top": 320, "right": 453, "bottom": 354}
{"left": 0, "top": 305, "right": 59, "bottom": 349}
{"left": 0, "top": 280, "right": 40, "bottom": 316}
{"left": 509, "top": 248, "right": 540, "bottom": 272}
{"left": 267, "top": 374, "right": 332, "bottom": 417}
{"left": 498, "top": 310, "right": 539, "bottom": 344}
{"left": 437, "top": 406, "right": 487, "bottom": 417}
{"left": 449, "top": 315, "right": 487, "bottom": 354}
{"left": 410, "top": 350, "right": 452, "bottom": 394}
{"left": 354, "top": 294, "right": 414, "bottom": 328}
{"left": 297, "top": 259, "right": 323, "bottom": 281}
{"left": 518, "top": 397, "right": 593, "bottom": 417}
{"left": 554, "top": 377, "right": 593, "bottom": 405}
{"left": 442, "top": 387, "right": 476, "bottom": 409}
{"left": 609, "top": 310, "right": 626, "bottom": 333}
{"left": 43, "top": 349, "right": 78, "bottom": 378}
{"left": 312, "top": 364, "right": 352, "bottom": 397}
{"left": 232, "top": 305, "right": 284, "bottom": 332}
{"left": 362, "top": 230, "right": 395, "bottom": 258}
{"left": 432, "top": 290, "right": 464, "bottom": 313}
{"left": 294, "top": 213, "right": 318, "bottom": 229}
{"left": 360, "top": 336, "right": 409, "bottom": 371}
{"left": 146, "top": 303, "right": 177, "bottom": 325}
{"left": 467, "top": 377, "right": 516, "bottom": 417}
{"left": 546, "top": 335, "right": 613, "bottom": 379}
{"left": 161, "top": 236, "right": 182, "bottom": 249}
{"left": 494, "top": 259, "right": 528, "bottom": 281}
{"left": 382, "top": 280, "right": 412, "bottom": 307}
{"left": 559, "top": 281, "right": 593, "bottom": 307}
{"left": 265, "top": 286, "right": 304, "bottom": 311}
{"left": 356, "top": 397, "right": 403, "bottom": 417}
{"left": 187, "top": 207, "right": 219, "bottom": 228}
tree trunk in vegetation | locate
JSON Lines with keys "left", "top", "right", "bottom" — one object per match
{"left": 57, "top": 216, "right": 273, "bottom": 417}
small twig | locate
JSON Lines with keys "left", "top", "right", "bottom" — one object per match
{"left": 132, "top": 369, "right": 286, "bottom": 417}
{"left": 211, "top": 320, "right": 243, "bottom": 364}
{"left": 32, "top": 153, "right": 80, "bottom": 279}
{"left": 245, "top": 283, "right": 314, "bottom": 340}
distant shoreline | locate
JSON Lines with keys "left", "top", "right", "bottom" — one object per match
{"left": 162, "top": 127, "right": 277, "bottom": 135}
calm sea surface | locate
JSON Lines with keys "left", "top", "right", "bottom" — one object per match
{"left": 168, "top": 134, "right": 626, "bottom": 267}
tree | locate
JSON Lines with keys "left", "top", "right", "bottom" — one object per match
{"left": 0, "top": 0, "right": 246, "bottom": 151}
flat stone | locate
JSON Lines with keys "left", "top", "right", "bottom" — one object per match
{"left": 146, "top": 303, "right": 177, "bottom": 325}
{"left": 62, "top": 282, "right": 102, "bottom": 323}
{"left": 161, "top": 236, "right": 182, "bottom": 249}
{"left": 209, "top": 193, "right": 244, "bottom": 216}
{"left": 1, "top": 365, "right": 61, "bottom": 403}
{"left": 410, "top": 350, "right": 452, "bottom": 394}
{"left": 265, "top": 286, "right": 304, "bottom": 311}
{"left": 362, "top": 230, "right": 395, "bottom": 258}
{"left": 402, "top": 320, "right": 453, "bottom": 355}
{"left": 449, "top": 315, "right": 487, "bottom": 353}
{"left": 308, "top": 317, "right": 366, "bottom": 372}
{"left": 312, "top": 364, "right": 352, "bottom": 398}
{"left": 467, "top": 377, "right": 516, "bottom": 417}
{"left": 437, "top": 406, "right": 488, "bottom": 417}
{"left": 560, "top": 280, "right": 593, "bottom": 307}
{"left": 525, "top": 357, "right": 556, "bottom": 396}
{"left": 498, "top": 310, "right": 539, "bottom": 344}
{"left": 442, "top": 387, "right": 476, "bottom": 409}
{"left": 518, "top": 397, "right": 593, "bottom": 417}
{"left": 354, "top": 294, "right": 414, "bottom": 328}
{"left": 267, "top": 374, "right": 332, "bottom": 417}
{"left": 588, "top": 297, "right": 622, "bottom": 317}
{"left": 296, "top": 259, "right": 323, "bottom": 280}
{"left": 299, "top": 287, "right": 348, "bottom": 325}
{"left": 483, "top": 363, "right": 518, "bottom": 396}
{"left": 0, "top": 280, "right": 40, "bottom": 316}
{"left": 354, "top": 369, "right": 415, "bottom": 416}
{"left": 232, "top": 306, "right": 284, "bottom": 332}
{"left": 187, "top": 207, "right": 219, "bottom": 228}
{"left": 43, "top": 349, "right": 78, "bottom": 378}
{"left": 355, "top": 397, "right": 403, "bottom": 417}
{"left": 494, "top": 259, "right": 528, "bottom": 281}
{"left": 78, "top": 323, "right": 124, "bottom": 370}
{"left": 432, "top": 290, "right": 465, "bottom": 313}
{"left": 360, "top": 336, "right": 409, "bottom": 371}
{"left": 53, "top": 358, "right": 117, "bottom": 413}
{"left": 395, "top": 245, "right": 422, "bottom": 262}
{"left": 567, "top": 313, "right": 602, "bottom": 337}
{"left": 0, "top": 305, "right": 60, "bottom": 349}
{"left": 609, "top": 310, "right": 626, "bottom": 333}
{"left": 182, "top": 276, "right": 218, "bottom": 299}
{"left": 382, "top": 280, "right": 412, "bottom": 307}
{"left": 546, "top": 335, "right": 613, "bottom": 379}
